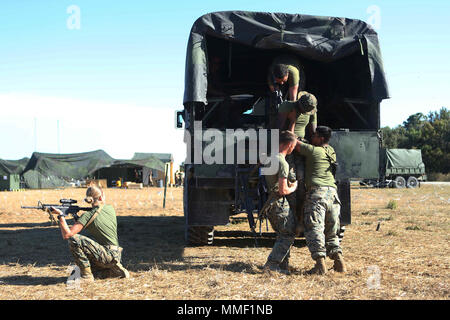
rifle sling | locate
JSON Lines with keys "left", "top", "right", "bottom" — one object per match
{"left": 84, "top": 205, "right": 104, "bottom": 229}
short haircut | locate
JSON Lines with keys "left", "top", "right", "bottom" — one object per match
{"left": 315, "top": 126, "right": 332, "bottom": 143}
{"left": 279, "top": 130, "right": 297, "bottom": 145}
{"left": 273, "top": 64, "right": 289, "bottom": 79}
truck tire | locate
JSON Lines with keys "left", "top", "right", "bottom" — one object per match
{"left": 186, "top": 226, "right": 214, "bottom": 246}
{"left": 393, "top": 176, "right": 406, "bottom": 188}
{"left": 406, "top": 176, "right": 419, "bottom": 188}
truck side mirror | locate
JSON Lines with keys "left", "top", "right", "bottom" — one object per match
{"left": 176, "top": 110, "right": 184, "bottom": 129}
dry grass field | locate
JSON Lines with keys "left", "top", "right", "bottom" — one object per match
{"left": 0, "top": 184, "right": 448, "bottom": 300}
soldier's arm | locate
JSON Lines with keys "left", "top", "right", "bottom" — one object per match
{"left": 287, "top": 110, "right": 297, "bottom": 132}
{"left": 278, "top": 177, "right": 297, "bottom": 196}
{"left": 288, "top": 84, "right": 299, "bottom": 101}
{"left": 295, "top": 139, "right": 304, "bottom": 153}
{"left": 50, "top": 207, "right": 84, "bottom": 240}
{"left": 308, "top": 113, "right": 317, "bottom": 137}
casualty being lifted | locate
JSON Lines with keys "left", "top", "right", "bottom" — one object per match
{"left": 177, "top": 11, "right": 390, "bottom": 245}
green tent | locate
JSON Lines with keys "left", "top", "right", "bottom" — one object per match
{"left": 132, "top": 153, "right": 173, "bottom": 164}
{"left": 22, "top": 150, "right": 115, "bottom": 189}
{"left": 94, "top": 157, "right": 166, "bottom": 187}
{"left": 0, "top": 157, "right": 29, "bottom": 175}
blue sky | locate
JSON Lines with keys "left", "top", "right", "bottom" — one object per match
{"left": 0, "top": 0, "right": 449, "bottom": 163}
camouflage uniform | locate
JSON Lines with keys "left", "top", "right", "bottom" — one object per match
{"left": 68, "top": 234, "right": 123, "bottom": 277}
{"left": 303, "top": 186, "right": 342, "bottom": 260}
{"left": 67, "top": 204, "right": 127, "bottom": 278}
{"left": 285, "top": 152, "right": 306, "bottom": 232}
{"left": 266, "top": 197, "right": 297, "bottom": 264}
{"left": 263, "top": 153, "right": 297, "bottom": 266}
{"left": 279, "top": 92, "right": 317, "bottom": 233}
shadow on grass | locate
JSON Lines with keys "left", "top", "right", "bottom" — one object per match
{"left": 0, "top": 216, "right": 186, "bottom": 269}
{"left": 0, "top": 275, "right": 67, "bottom": 286}
{"left": 0, "top": 216, "right": 306, "bottom": 278}
{"left": 213, "top": 230, "right": 306, "bottom": 249}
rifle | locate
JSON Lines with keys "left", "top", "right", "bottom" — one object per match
{"left": 21, "top": 199, "right": 91, "bottom": 224}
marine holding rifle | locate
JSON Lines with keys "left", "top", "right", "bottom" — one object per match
{"left": 50, "top": 185, "right": 129, "bottom": 281}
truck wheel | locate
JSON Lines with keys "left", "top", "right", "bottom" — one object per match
{"left": 186, "top": 226, "right": 214, "bottom": 246}
{"left": 393, "top": 176, "right": 406, "bottom": 188}
{"left": 407, "top": 176, "right": 419, "bottom": 188}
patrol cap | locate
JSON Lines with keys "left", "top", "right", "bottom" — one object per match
{"left": 297, "top": 91, "right": 317, "bottom": 115}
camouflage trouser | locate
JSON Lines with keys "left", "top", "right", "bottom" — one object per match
{"left": 68, "top": 234, "right": 122, "bottom": 272}
{"left": 266, "top": 198, "right": 297, "bottom": 264}
{"left": 303, "top": 186, "right": 342, "bottom": 260}
{"left": 286, "top": 151, "right": 306, "bottom": 231}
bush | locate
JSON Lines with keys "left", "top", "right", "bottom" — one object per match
{"left": 386, "top": 200, "right": 398, "bottom": 210}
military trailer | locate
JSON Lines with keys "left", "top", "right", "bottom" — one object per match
{"left": 362, "top": 148, "right": 426, "bottom": 188}
{"left": 177, "top": 11, "right": 389, "bottom": 245}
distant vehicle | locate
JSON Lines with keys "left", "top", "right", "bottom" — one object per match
{"left": 361, "top": 148, "right": 426, "bottom": 188}
{"left": 177, "top": 11, "right": 389, "bottom": 245}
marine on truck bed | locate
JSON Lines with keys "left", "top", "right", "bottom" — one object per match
{"left": 177, "top": 11, "right": 389, "bottom": 245}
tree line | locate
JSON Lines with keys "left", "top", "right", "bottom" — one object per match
{"left": 381, "top": 107, "right": 449, "bottom": 175}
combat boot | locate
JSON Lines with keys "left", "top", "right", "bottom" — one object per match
{"left": 80, "top": 266, "right": 95, "bottom": 282}
{"left": 263, "top": 260, "right": 289, "bottom": 275}
{"left": 109, "top": 262, "right": 130, "bottom": 279}
{"left": 307, "top": 257, "right": 327, "bottom": 275}
{"left": 332, "top": 253, "right": 347, "bottom": 273}
{"left": 279, "top": 256, "right": 291, "bottom": 275}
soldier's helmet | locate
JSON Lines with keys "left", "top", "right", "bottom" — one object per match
{"left": 297, "top": 91, "right": 317, "bottom": 115}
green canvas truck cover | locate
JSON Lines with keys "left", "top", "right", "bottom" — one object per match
{"left": 385, "top": 149, "right": 425, "bottom": 171}
{"left": 184, "top": 11, "right": 389, "bottom": 104}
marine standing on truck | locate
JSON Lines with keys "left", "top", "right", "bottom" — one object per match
{"left": 295, "top": 126, "right": 347, "bottom": 275}
{"left": 262, "top": 131, "right": 298, "bottom": 274}
{"left": 278, "top": 92, "right": 318, "bottom": 233}
{"left": 267, "top": 54, "right": 306, "bottom": 102}
{"left": 50, "top": 185, "right": 130, "bottom": 281}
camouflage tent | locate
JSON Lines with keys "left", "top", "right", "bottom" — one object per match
{"left": 22, "top": 150, "right": 115, "bottom": 189}
{"left": 132, "top": 153, "right": 173, "bottom": 164}
{"left": 0, "top": 158, "right": 29, "bottom": 176}
{"left": 94, "top": 157, "right": 166, "bottom": 187}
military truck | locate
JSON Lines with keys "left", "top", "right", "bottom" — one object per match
{"left": 361, "top": 148, "right": 426, "bottom": 188}
{"left": 177, "top": 11, "right": 389, "bottom": 245}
